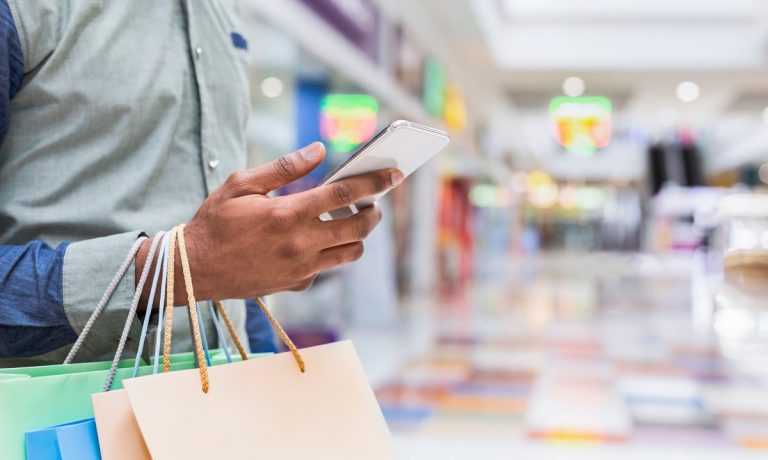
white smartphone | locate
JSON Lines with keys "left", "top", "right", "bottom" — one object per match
{"left": 319, "top": 120, "right": 450, "bottom": 220}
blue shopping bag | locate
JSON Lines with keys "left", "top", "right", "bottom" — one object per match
{"left": 25, "top": 418, "right": 101, "bottom": 460}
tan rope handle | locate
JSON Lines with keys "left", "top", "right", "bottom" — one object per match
{"left": 177, "top": 224, "right": 210, "bottom": 393}
{"left": 162, "top": 225, "right": 210, "bottom": 393}
{"left": 213, "top": 300, "right": 248, "bottom": 362}
{"left": 162, "top": 228, "right": 177, "bottom": 373}
{"left": 253, "top": 297, "right": 305, "bottom": 373}
{"left": 164, "top": 225, "right": 305, "bottom": 388}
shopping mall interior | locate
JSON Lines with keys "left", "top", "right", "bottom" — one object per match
{"left": 241, "top": 1, "right": 768, "bottom": 458}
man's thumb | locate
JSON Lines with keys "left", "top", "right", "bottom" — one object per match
{"left": 224, "top": 142, "right": 326, "bottom": 197}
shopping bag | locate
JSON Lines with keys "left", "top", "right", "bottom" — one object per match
{"left": 0, "top": 358, "right": 213, "bottom": 460}
{"left": 1, "top": 352, "right": 237, "bottom": 454}
{"left": 0, "top": 358, "right": 139, "bottom": 379}
{"left": 93, "top": 229, "right": 254, "bottom": 460}
{"left": 0, "top": 237, "right": 145, "bottom": 459}
{"left": 13, "top": 232, "right": 240, "bottom": 460}
{"left": 126, "top": 340, "right": 395, "bottom": 459}
{"left": 20, "top": 235, "right": 163, "bottom": 460}
{"left": 120, "top": 225, "right": 395, "bottom": 459}
{"left": 25, "top": 419, "right": 101, "bottom": 460}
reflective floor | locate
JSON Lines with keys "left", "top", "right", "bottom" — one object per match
{"left": 350, "top": 252, "right": 768, "bottom": 459}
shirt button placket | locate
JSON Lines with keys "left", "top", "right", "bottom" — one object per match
{"left": 185, "top": 0, "right": 220, "bottom": 195}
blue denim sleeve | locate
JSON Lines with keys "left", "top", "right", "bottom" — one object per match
{"left": 0, "top": 2, "right": 67, "bottom": 358}
{"left": 0, "top": 0, "right": 23, "bottom": 141}
{"left": 0, "top": 242, "right": 78, "bottom": 357}
{"left": 245, "top": 299, "right": 277, "bottom": 353}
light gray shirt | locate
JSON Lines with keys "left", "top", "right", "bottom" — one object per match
{"left": 1, "top": 0, "right": 251, "bottom": 363}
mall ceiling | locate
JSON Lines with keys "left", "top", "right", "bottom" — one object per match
{"left": 475, "top": 0, "right": 768, "bottom": 71}
{"left": 434, "top": 0, "right": 768, "bottom": 111}
{"left": 408, "top": 0, "right": 768, "bottom": 176}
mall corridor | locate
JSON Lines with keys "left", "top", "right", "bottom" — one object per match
{"left": 350, "top": 253, "right": 768, "bottom": 458}
{"left": 3, "top": 0, "right": 768, "bottom": 458}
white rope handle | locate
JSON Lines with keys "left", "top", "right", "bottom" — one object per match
{"left": 103, "top": 232, "right": 164, "bottom": 391}
{"left": 64, "top": 236, "right": 148, "bottom": 364}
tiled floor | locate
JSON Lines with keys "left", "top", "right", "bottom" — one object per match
{"left": 349, "top": 252, "right": 768, "bottom": 459}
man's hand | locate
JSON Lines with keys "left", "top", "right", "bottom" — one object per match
{"left": 137, "top": 142, "right": 403, "bottom": 305}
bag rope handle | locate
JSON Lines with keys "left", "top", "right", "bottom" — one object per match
{"left": 153, "top": 231, "right": 172, "bottom": 374}
{"left": 64, "top": 236, "right": 148, "bottom": 364}
{"left": 209, "top": 302, "right": 233, "bottom": 363}
{"left": 213, "top": 300, "right": 248, "bottom": 362}
{"left": 162, "top": 225, "right": 209, "bottom": 392}
{"left": 162, "top": 227, "right": 178, "bottom": 373}
{"left": 164, "top": 224, "right": 307, "bottom": 392}
{"left": 133, "top": 231, "right": 170, "bottom": 377}
{"left": 251, "top": 297, "right": 305, "bottom": 373}
{"left": 103, "top": 232, "right": 164, "bottom": 391}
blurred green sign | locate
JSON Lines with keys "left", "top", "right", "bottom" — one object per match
{"left": 423, "top": 56, "right": 446, "bottom": 118}
{"left": 320, "top": 94, "right": 379, "bottom": 153}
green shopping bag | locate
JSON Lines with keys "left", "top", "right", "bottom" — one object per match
{"left": 0, "top": 350, "right": 231, "bottom": 379}
{"left": 0, "top": 237, "right": 158, "bottom": 460}
{"left": 0, "top": 357, "right": 140, "bottom": 379}
{"left": 0, "top": 354, "right": 252, "bottom": 459}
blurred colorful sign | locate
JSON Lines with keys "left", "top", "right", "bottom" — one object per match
{"left": 444, "top": 84, "right": 467, "bottom": 132}
{"left": 319, "top": 93, "right": 378, "bottom": 153}
{"left": 549, "top": 96, "right": 612, "bottom": 156}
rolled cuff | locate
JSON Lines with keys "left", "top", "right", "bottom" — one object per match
{"left": 62, "top": 231, "right": 144, "bottom": 362}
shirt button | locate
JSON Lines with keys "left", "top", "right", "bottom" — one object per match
{"left": 195, "top": 47, "right": 203, "bottom": 60}
{"left": 208, "top": 159, "right": 219, "bottom": 169}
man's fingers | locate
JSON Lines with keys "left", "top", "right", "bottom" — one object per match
{"left": 291, "top": 168, "right": 403, "bottom": 216}
{"left": 315, "top": 205, "right": 382, "bottom": 248}
{"left": 315, "top": 242, "right": 365, "bottom": 273}
{"left": 222, "top": 142, "right": 326, "bottom": 198}
{"left": 287, "top": 275, "right": 318, "bottom": 292}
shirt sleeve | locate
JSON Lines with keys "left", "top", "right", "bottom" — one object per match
{"left": 0, "top": 1, "right": 64, "bottom": 358}
{"left": 0, "top": 233, "right": 154, "bottom": 362}
{"left": 0, "top": 242, "right": 78, "bottom": 357}
{"left": 0, "top": 0, "right": 23, "bottom": 142}
{"left": 61, "top": 232, "right": 146, "bottom": 361}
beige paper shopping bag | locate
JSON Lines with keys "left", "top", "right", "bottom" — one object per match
{"left": 92, "top": 390, "right": 151, "bottom": 460}
{"left": 116, "top": 224, "right": 394, "bottom": 459}
{"left": 93, "top": 227, "right": 252, "bottom": 460}
{"left": 93, "top": 318, "right": 251, "bottom": 460}
{"left": 124, "top": 340, "right": 396, "bottom": 459}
